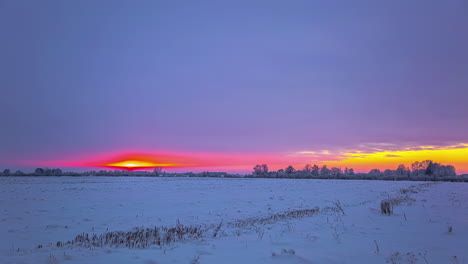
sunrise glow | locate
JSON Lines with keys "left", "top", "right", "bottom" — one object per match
{"left": 324, "top": 143, "right": 468, "bottom": 173}
{"left": 22, "top": 142, "right": 467, "bottom": 174}
{"left": 104, "top": 160, "right": 177, "bottom": 170}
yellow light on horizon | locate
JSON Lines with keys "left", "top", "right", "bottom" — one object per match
{"left": 105, "top": 160, "right": 176, "bottom": 169}
{"left": 326, "top": 144, "right": 468, "bottom": 172}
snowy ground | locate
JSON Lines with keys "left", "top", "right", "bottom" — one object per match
{"left": 1, "top": 177, "right": 467, "bottom": 264}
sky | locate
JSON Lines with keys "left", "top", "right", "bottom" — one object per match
{"left": 0, "top": 0, "right": 467, "bottom": 173}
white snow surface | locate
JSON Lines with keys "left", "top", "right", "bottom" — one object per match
{"left": 1, "top": 177, "right": 467, "bottom": 263}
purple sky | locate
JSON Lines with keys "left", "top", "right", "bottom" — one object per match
{"left": 0, "top": 0, "right": 467, "bottom": 170}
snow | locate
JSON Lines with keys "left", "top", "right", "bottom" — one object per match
{"left": 1, "top": 177, "right": 467, "bottom": 263}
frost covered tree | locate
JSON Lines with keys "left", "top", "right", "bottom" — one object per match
{"left": 52, "top": 168, "right": 63, "bottom": 176}
{"left": 303, "top": 164, "right": 312, "bottom": 172}
{"left": 14, "top": 170, "right": 24, "bottom": 176}
{"left": 383, "top": 169, "right": 394, "bottom": 177}
{"left": 330, "top": 167, "right": 341, "bottom": 177}
{"left": 368, "top": 169, "right": 382, "bottom": 178}
{"left": 34, "top": 168, "right": 45, "bottom": 176}
{"left": 253, "top": 165, "right": 263, "bottom": 176}
{"left": 253, "top": 164, "right": 268, "bottom": 176}
{"left": 311, "top": 164, "right": 320, "bottom": 176}
{"left": 285, "top": 165, "right": 295, "bottom": 174}
{"left": 2, "top": 169, "right": 10, "bottom": 176}
{"left": 320, "top": 165, "right": 330, "bottom": 177}
{"left": 425, "top": 161, "right": 438, "bottom": 176}
{"left": 396, "top": 164, "right": 410, "bottom": 177}
{"left": 344, "top": 167, "right": 355, "bottom": 176}
{"left": 153, "top": 167, "right": 163, "bottom": 176}
{"left": 405, "top": 160, "right": 457, "bottom": 178}
{"left": 411, "top": 160, "right": 432, "bottom": 176}
{"left": 438, "top": 165, "right": 456, "bottom": 177}
{"left": 425, "top": 162, "right": 456, "bottom": 177}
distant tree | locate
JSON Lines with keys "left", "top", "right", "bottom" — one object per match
{"left": 2, "top": 169, "right": 11, "bottom": 176}
{"left": 34, "top": 168, "right": 45, "bottom": 176}
{"left": 383, "top": 169, "right": 394, "bottom": 177}
{"left": 253, "top": 165, "right": 263, "bottom": 176}
{"left": 430, "top": 163, "right": 456, "bottom": 177}
{"left": 442, "top": 165, "right": 457, "bottom": 177}
{"left": 14, "top": 170, "right": 24, "bottom": 176}
{"left": 320, "top": 165, "right": 330, "bottom": 177}
{"left": 420, "top": 160, "right": 432, "bottom": 169}
{"left": 303, "top": 164, "right": 312, "bottom": 172}
{"left": 396, "top": 164, "right": 410, "bottom": 177}
{"left": 52, "top": 168, "right": 63, "bottom": 176}
{"left": 311, "top": 164, "right": 320, "bottom": 176}
{"left": 285, "top": 165, "right": 295, "bottom": 174}
{"left": 153, "top": 167, "right": 163, "bottom": 176}
{"left": 411, "top": 160, "right": 432, "bottom": 176}
{"left": 253, "top": 164, "right": 269, "bottom": 176}
{"left": 425, "top": 161, "right": 438, "bottom": 176}
{"left": 368, "top": 169, "right": 382, "bottom": 177}
{"left": 330, "top": 167, "right": 342, "bottom": 177}
{"left": 410, "top": 161, "right": 420, "bottom": 172}
{"left": 344, "top": 167, "right": 355, "bottom": 175}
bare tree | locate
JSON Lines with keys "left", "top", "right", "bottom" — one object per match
{"left": 396, "top": 164, "right": 410, "bottom": 177}
{"left": 285, "top": 165, "right": 295, "bottom": 174}
{"left": 344, "top": 167, "right": 355, "bottom": 175}
{"left": 311, "top": 164, "right": 320, "bottom": 176}
{"left": 320, "top": 165, "right": 330, "bottom": 177}
{"left": 369, "top": 169, "right": 382, "bottom": 178}
{"left": 153, "top": 167, "right": 163, "bottom": 176}
{"left": 253, "top": 165, "right": 263, "bottom": 176}
{"left": 330, "top": 167, "right": 342, "bottom": 177}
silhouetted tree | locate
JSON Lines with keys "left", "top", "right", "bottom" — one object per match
{"left": 396, "top": 164, "right": 410, "bottom": 177}
{"left": 311, "top": 164, "right": 320, "bottom": 176}
{"left": 52, "top": 168, "right": 63, "bottom": 176}
{"left": 34, "top": 168, "right": 45, "bottom": 176}
{"left": 383, "top": 169, "right": 394, "bottom": 177}
{"left": 411, "top": 160, "right": 432, "bottom": 176}
{"left": 320, "top": 165, "right": 331, "bottom": 177}
{"left": 442, "top": 165, "right": 457, "bottom": 177}
{"left": 153, "top": 167, "right": 163, "bottom": 176}
{"left": 369, "top": 169, "right": 382, "bottom": 178}
{"left": 344, "top": 167, "right": 355, "bottom": 175}
{"left": 253, "top": 165, "right": 263, "bottom": 176}
{"left": 285, "top": 165, "right": 295, "bottom": 174}
{"left": 14, "top": 170, "right": 24, "bottom": 176}
{"left": 425, "top": 161, "right": 437, "bottom": 176}
{"left": 330, "top": 167, "right": 342, "bottom": 177}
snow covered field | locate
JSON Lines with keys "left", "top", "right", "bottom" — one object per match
{"left": 1, "top": 177, "right": 467, "bottom": 264}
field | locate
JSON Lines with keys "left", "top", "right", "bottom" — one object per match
{"left": 1, "top": 177, "right": 467, "bottom": 264}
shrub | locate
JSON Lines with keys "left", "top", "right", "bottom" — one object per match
{"left": 381, "top": 200, "right": 392, "bottom": 215}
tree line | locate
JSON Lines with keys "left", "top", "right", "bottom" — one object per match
{"left": 249, "top": 160, "right": 459, "bottom": 181}
{"left": 0, "top": 167, "right": 237, "bottom": 178}
{"left": 0, "top": 160, "right": 465, "bottom": 182}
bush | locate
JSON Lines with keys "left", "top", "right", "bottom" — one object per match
{"left": 380, "top": 200, "right": 392, "bottom": 215}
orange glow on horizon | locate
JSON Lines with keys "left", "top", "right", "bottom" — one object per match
{"left": 104, "top": 160, "right": 178, "bottom": 170}
{"left": 20, "top": 143, "right": 468, "bottom": 174}
{"left": 295, "top": 143, "right": 468, "bottom": 173}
